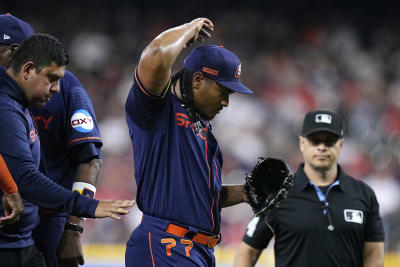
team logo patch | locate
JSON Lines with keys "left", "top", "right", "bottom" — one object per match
{"left": 344, "top": 209, "right": 364, "bottom": 224}
{"left": 315, "top": 114, "right": 332, "bottom": 124}
{"left": 234, "top": 64, "right": 241, "bottom": 78}
{"left": 71, "top": 109, "right": 94, "bottom": 133}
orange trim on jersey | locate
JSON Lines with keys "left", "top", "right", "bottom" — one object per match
{"left": 68, "top": 137, "right": 102, "bottom": 145}
{"left": 202, "top": 67, "right": 219, "bottom": 76}
{"left": 148, "top": 232, "right": 156, "bottom": 267}
{"left": 0, "top": 154, "right": 18, "bottom": 194}
{"left": 134, "top": 67, "right": 171, "bottom": 99}
{"left": 213, "top": 150, "right": 219, "bottom": 183}
{"left": 202, "top": 138, "right": 215, "bottom": 231}
{"left": 205, "top": 141, "right": 211, "bottom": 188}
{"left": 199, "top": 131, "right": 216, "bottom": 232}
{"left": 210, "top": 199, "right": 215, "bottom": 231}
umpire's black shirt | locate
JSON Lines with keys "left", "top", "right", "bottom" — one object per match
{"left": 242, "top": 163, "right": 385, "bottom": 267}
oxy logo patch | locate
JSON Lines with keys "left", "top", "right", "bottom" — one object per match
{"left": 344, "top": 209, "right": 363, "bottom": 224}
{"left": 71, "top": 109, "right": 94, "bottom": 133}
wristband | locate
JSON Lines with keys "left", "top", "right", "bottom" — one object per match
{"left": 72, "top": 182, "right": 96, "bottom": 198}
{"left": 65, "top": 222, "right": 83, "bottom": 233}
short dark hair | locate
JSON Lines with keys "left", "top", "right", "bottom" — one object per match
{"left": 9, "top": 33, "right": 69, "bottom": 73}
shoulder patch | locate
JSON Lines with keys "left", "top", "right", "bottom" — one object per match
{"left": 71, "top": 109, "right": 94, "bottom": 133}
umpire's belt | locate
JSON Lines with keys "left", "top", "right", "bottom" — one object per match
{"left": 140, "top": 214, "right": 221, "bottom": 248}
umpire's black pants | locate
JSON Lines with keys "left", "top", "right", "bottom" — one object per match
{"left": 0, "top": 245, "right": 46, "bottom": 267}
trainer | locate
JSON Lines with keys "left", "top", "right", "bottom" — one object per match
{"left": 0, "top": 33, "right": 133, "bottom": 267}
{"left": 234, "top": 110, "right": 385, "bottom": 267}
{"left": 0, "top": 14, "right": 104, "bottom": 267}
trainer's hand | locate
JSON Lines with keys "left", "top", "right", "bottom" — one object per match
{"left": 57, "top": 230, "right": 84, "bottom": 267}
{"left": 185, "top": 18, "right": 214, "bottom": 47}
{"left": 0, "top": 192, "right": 24, "bottom": 226}
{"left": 94, "top": 200, "right": 135, "bottom": 220}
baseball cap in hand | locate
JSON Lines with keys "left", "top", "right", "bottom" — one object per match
{"left": 0, "top": 14, "right": 34, "bottom": 45}
{"left": 301, "top": 110, "right": 344, "bottom": 137}
{"left": 184, "top": 45, "right": 253, "bottom": 94}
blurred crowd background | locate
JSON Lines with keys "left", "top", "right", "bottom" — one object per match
{"left": 2, "top": 0, "right": 400, "bottom": 265}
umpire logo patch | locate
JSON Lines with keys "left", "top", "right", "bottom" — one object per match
{"left": 315, "top": 114, "right": 332, "bottom": 124}
{"left": 344, "top": 209, "right": 363, "bottom": 224}
{"left": 71, "top": 109, "right": 94, "bottom": 133}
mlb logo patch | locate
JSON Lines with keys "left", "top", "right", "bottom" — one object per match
{"left": 315, "top": 114, "right": 332, "bottom": 124}
{"left": 344, "top": 209, "right": 363, "bottom": 224}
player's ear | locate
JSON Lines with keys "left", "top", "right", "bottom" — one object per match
{"left": 337, "top": 138, "right": 344, "bottom": 150}
{"left": 9, "top": 44, "right": 20, "bottom": 55}
{"left": 192, "top": 71, "right": 204, "bottom": 90}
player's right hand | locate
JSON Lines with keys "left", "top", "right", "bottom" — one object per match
{"left": 185, "top": 18, "right": 214, "bottom": 47}
{"left": 0, "top": 192, "right": 24, "bottom": 226}
{"left": 94, "top": 200, "right": 135, "bottom": 220}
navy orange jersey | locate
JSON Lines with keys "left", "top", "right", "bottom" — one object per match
{"left": 0, "top": 67, "right": 98, "bottom": 248}
{"left": 31, "top": 71, "right": 102, "bottom": 190}
{"left": 125, "top": 68, "right": 223, "bottom": 234}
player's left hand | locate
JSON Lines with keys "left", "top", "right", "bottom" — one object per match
{"left": 57, "top": 229, "right": 84, "bottom": 267}
{"left": 94, "top": 199, "right": 135, "bottom": 219}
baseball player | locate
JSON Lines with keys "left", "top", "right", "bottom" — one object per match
{"left": 125, "top": 18, "right": 253, "bottom": 266}
{"left": 0, "top": 14, "right": 103, "bottom": 267}
{"left": 0, "top": 154, "right": 24, "bottom": 226}
{"left": 0, "top": 31, "right": 133, "bottom": 266}
{"left": 233, "top": 110, "right": 385, "bottom": 267}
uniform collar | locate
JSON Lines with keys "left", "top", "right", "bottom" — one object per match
{"left": 0, "top": 66, "right": 29, "bottom": 107}
{"left": 295, "top": 163, "right": 349, "bottom": 192}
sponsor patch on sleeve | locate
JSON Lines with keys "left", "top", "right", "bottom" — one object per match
{"left": 71, "top": 109, "right": 94, "bottom": 133}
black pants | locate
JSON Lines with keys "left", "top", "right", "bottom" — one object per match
{"left": 0, "top": 245, "right": 46, "bottom": 267}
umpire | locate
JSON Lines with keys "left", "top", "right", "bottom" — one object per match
{"left": 234, "top": 110, "right": 385, "bottom": 267}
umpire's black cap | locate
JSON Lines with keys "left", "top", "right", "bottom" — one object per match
{"left": 301, "top": 110, "right": 344, "bottom": 137}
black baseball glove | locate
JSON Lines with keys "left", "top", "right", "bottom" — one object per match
{"left": 245, "top": 157, "right": 294, "bottom": 217}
